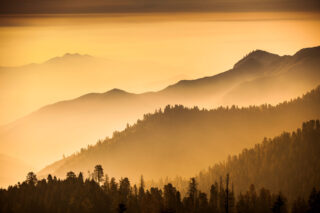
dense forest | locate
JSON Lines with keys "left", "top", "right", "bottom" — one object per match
{"left": 39, "top": 86, "right": 320, "bottom": 182}
{"left": 149, "top": 120, "right": 320, "bottom": 202}
{"left": 2, "top": 120, "right": 318, "bottom": 212}
{"left": 1, "top": 167, "right": 319, "bottom": 213}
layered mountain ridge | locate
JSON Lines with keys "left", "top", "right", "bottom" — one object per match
{"left": 1, "top": 46, "right": 320, "bottom": 187}
{"left": 38, "top": 85, "right": 320, "bottom": 183}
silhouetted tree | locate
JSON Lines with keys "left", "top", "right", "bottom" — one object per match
{"left": 26, "top": 172, "right": 37, "bottom": 185}
{"left": 93, "top": 164, "right": 104, "bottom": 184}
{"left": 47, "top": 174, "right": 53, "bottom": 183}
{"left": 78, "top": 172, "right": 84, "bottom": 183}
{"left": 272, "top": 193, "right": 287, "bottom": 213}
{"left": 164, "top": 183, "right": 179, "bottom": 212}
{"left": 66, "top": 171, "right": 76, "bottom": 180}
{"left": 103, "top": 174, "right": 110, "bottom": 192}
{"left": 209, "top": 182, "right": 218, "bottom": 212}
{"left": 119, "top": 177, "right": 131, "bottom": 204}
{"left": 225, "top": 173, "right": 230, "bottom": 213}
{"left": 186, "top": 178, "right": 198, "bottom": 212}
{"left": 139, "top": 175, "right": 145, "bottom": 200}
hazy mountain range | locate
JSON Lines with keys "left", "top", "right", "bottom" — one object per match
{"left": 38, "top": 86, "right": 320, "bottom": 183}
{"left": 0, "top": 45, "right": 320, "bottom": 187}
{"left": 0, "top": 53, "right": 187, "bottom": 125}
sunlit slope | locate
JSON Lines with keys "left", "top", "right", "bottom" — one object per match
{"left": 38, "top": 86, "right": 320, "bottom": 181}
{"left": 1, "top": 46, "right": 320, "bottom": 172}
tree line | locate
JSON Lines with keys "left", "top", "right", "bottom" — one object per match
{"left": 1, "top": 167, "right": 319, "bottom": 213}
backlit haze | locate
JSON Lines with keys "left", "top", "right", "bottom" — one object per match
{"left": 1, "top": 9, "right": 320, "bottom": 189}
{"left": 1, "top": 12, "right": 320, "bottom": 125}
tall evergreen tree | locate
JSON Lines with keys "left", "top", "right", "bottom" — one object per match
{"left": 93, "top": 165, "right": 104, "bottom": 184}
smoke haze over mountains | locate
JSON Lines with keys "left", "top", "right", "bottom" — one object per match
{"left": 1, "top": 46, "right": 320, "bottom": 187}
{"left": 1, "top": 5, "right": 320, "bottom": 211}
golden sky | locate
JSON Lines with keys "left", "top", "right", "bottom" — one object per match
{"left": 0, "top": 12, "right": 320, "bottom": 125}
{"left": 1, "top": 12, "right": 320, "bottom": 68}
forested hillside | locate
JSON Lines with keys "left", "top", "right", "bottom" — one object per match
{"left": 2, "top": 119, "right": 320, "bottom": 212}
{"left": 153, "top": 120, "right": 320, "bottom": 202}
{"left": 1, "top": 171, "right": 320, "bottom": 213}
{"left": 39, "top": 86, "right": 320, "bottom": 182}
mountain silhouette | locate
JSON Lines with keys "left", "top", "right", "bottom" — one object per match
{"left": 162, "top": 46, "right": 320, "bottom": 103}
{"left": 0, "top": 52, "right": 184, "bottom": 125}
{"left": 38, "top": 85, "right": 320, "bottom": 183}
{"left": 1, "top": 46, "right": 320, "bottom": 187}
{"left": 233, "top": 50, "right": 280, "bottom": 69}
{"left": 44, "top": 53, "right": 93, "bottom": 65}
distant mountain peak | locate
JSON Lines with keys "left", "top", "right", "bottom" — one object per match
{"left": 104, "top": 88, "right": 131, "bottom": 95}
{"left": 293, "top": 46, "right": 320, "bottom": 59}
{"left": 233, "top": 49, "right": 280, "bottom": 69}
{"left": 247, "top": 49, "right": 271, "bottom": 56}
{"left": 75, "top": 88, "right": 132, "bottom": 101}
{"left": 45, "top": 53, "right": 92, "bottom": 64}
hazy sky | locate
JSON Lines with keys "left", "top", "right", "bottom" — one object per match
{"left": 0, "top": 12, "right": 320, "bottom": 125}
{"left": 1, "top": 12, "right": 320, "bottom": 68}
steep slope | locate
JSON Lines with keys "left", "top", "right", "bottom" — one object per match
{"left": 38, "top": 86, "right": 320, "bottom": 182}
{"left": 1, "top": 46, "right": 320, "bottom": 173}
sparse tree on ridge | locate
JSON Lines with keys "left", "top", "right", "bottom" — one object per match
{"left": 26, "top": 172, "right": 37, "bottom": 185}
{"left": 94, "top": 164, "right": 104, "bottom": 184}
{"left": 66, "top": 171, "right": 76, "bottom": 180}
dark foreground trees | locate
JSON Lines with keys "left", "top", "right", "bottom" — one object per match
{"left": 0, "top": 170, "right": 319, "bottom": 213}
{"left": 1, "top": 120, "right": 319, "bottom": 213}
